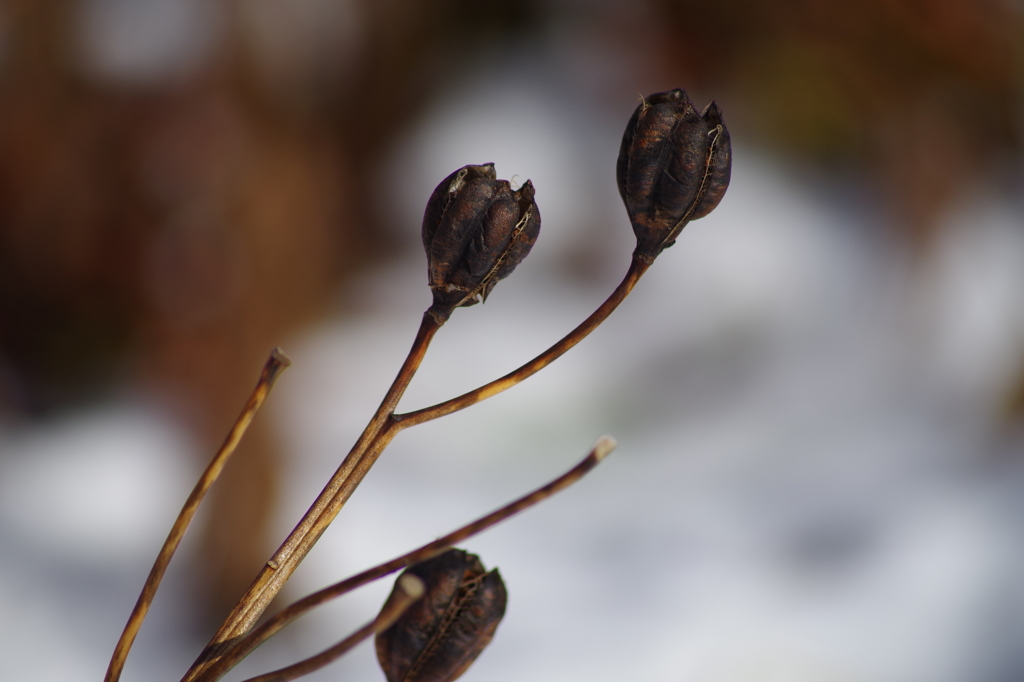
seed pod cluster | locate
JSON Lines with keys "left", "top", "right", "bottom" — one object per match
{"left": 376, "top": 549, "right": 507, "bottom": 682}
{"left": 617, "top": 89, "right": 732, "bottom": 261}
{"left": 422, "top": 163, "right": 541, "bottom": 322}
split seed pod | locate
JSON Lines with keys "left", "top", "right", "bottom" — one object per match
{"left": 422, "top": 163, "right": 541, "bottom": 322}
{"left": 617, "top": 89, "right": 732, "bottom": 261}
{"left": 376, "top": 549, "right": 507, "bottom": 682}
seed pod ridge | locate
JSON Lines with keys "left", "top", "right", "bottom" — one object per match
{"left": 617, "top": 89, "right": 732, "bottom": 260}
{"left": 421, "top": 164, "right": 540, "bottom": 322}
{"left": 376, "top": 549, "right": 507, "bottom": 682}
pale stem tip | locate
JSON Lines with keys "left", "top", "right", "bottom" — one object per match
{"left": 397, "top": 574, "right": 425, "bottom": 600}
{"left": 270, "top": 347, "right": 293, "bottom": 367}
{"left": 593, "top": 435, "right": 617, "bottom": 461}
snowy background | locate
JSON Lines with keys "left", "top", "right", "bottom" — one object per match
{"left": 2, "top": 2, "right": 1024, "bottom": 682}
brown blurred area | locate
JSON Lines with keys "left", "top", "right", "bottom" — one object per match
{"left": 646, "top": 0, "right": 1024, "bottom": 428}
{"left": 653, "top": 0, "right": 1022, "bottom": 248}
{"left": 0, "top": 0, "right": 1021, "bottom": 627}
{"left": 0, "top": 0, "right": 542, "bottom": 623}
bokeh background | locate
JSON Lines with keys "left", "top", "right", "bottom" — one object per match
{"left": 2, "top": 1, "right": 1024, "bottom": 680}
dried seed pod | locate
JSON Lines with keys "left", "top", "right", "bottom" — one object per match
{"left": 376, "top": 549, "right": 507, "bottom": 682}
{"left": 422, "top": 163, "right": 541, "bottom": 322}
{"left": 617, "top": 89, "right": 732, "bottom": 261}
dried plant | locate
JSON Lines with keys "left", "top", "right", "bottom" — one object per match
{"left": 103, "top": 88, "right": 732, "bottom": 682}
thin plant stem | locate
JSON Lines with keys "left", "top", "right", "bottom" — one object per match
{"left": 393, "top": 255, "right": 650, "bottom": 429}
{"left": 238, "top": 575, "right": 424, "bottom": 682}
{"left": 197, "top": 437, "right": 616, "bottom": 682}
{"left": 182, "top": 313, "right": 441, "bottom": 682}
{"left": 189, "top": 254, "right": 646, "bottom": 681}
{"left": 104, "top": 349, "right": 291, "bottom": 682}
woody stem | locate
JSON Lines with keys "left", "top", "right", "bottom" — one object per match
{"left": 236, "top": 575, "right": 424, "bottom": 682}
{"left": 196, "top": 438, "right": 615, "bottom": 682}
{"left": 104, "top": 349, "right": 290, "bottom": 682}
{"left": 393, "top": 254, "right": 649, "bottom": 428}
{"left": 182, "top": 313, "right": 441, "bottom": 682}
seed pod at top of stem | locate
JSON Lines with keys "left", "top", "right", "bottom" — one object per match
{"left": 617, "top": 89, "right": 732, "bottom": 262}
{"left": 422, "top": 163, "right": 541, "bottom": 323}
{"left": 376, "top": 548, "right": 507, "bottom": 682}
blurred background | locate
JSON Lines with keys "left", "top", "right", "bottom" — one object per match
{"left": 1, "top": 0, "right": 1023, "bottom": 680}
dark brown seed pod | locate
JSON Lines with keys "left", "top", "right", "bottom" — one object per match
{"left": 376, "top": 549, "right": 507, "bottom": 682}
{"left": 422, "top": 163, "right": 541, "bottom": 323}
{"left": 617, "top": 89, "right": 732, "bottom": 261}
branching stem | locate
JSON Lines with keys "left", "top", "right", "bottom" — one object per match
{"left": 197, "top": 438, "right": 616, "bottom": 682}
{"left": 183, "top": 255, "right": 650, "bottom": 682}
{"left": 394, "top": 255, "right": 649, "bottom": 428}
{"left": 237, "top": 575, "right": 424, "bottom": 682}
{"left": 182, "top": 314, "right": 440, "bottom": 682}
